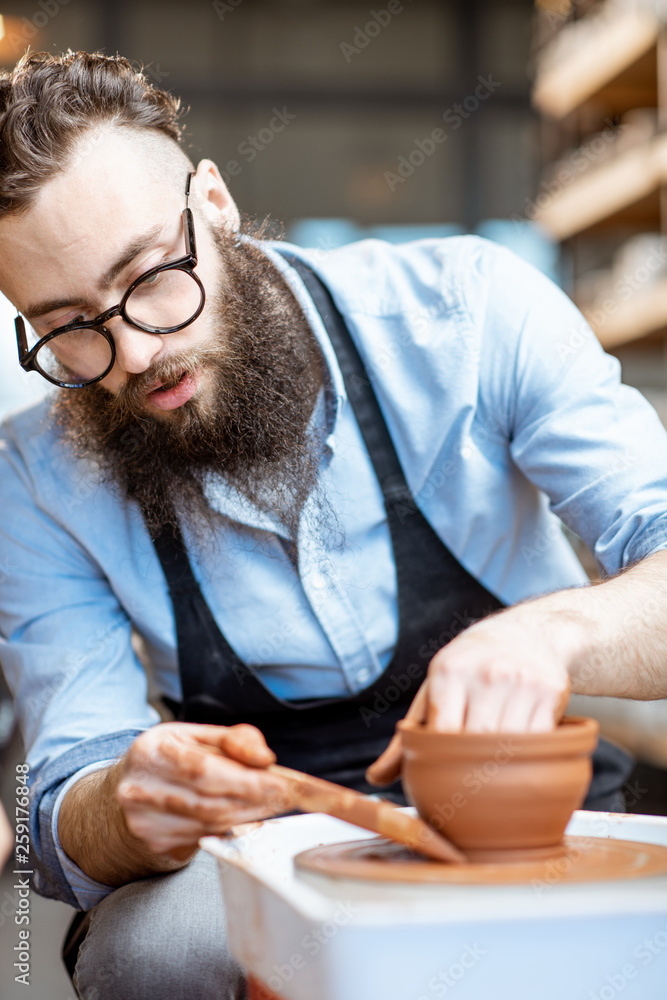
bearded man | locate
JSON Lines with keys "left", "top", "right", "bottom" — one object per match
{"left": 2, "top": 50, "right": 667, "bottom": 999}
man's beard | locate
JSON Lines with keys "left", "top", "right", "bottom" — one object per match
{"left": 53, "top": 225, "right": 324, "bottom": 544}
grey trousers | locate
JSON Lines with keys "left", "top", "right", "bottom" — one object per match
{"left": 73, "top": 850, "right": 246, "bottom": 1000}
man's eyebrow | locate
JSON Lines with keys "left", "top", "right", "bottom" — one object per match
{"left": 99, "top": 224, "right": 165, "bottom": 290}
{"left": 22, "top": 224, "right": 165, "bottom": 321}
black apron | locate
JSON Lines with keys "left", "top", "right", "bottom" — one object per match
{"left": 153, "top": 253, "right": 631, "bottom": 808}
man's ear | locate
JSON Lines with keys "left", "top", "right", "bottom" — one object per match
{"left": 192, "top": 159, "right": 241, "bottom": 232}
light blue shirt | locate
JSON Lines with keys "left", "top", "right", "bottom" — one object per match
{"left": 3, "top": 235, "right": 667, "bottom": 908}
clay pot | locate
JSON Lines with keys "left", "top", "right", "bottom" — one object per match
{"left": 399, "top": 716, "right": 599, "bottom": 858}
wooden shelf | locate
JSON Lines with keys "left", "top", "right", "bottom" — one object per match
{"left": 582, "top": 276, "right": 667, "bottom": 349}
{"left": 534, "top": 132, "right": 667, "bottom": 239}
{"left": 532, "top": 2, "right": 667, "bottom": 347}
{"left": 588, "top": 63, "right": 659, "bottom": 118}
{"left": 533, "top": 4, "right": 660, "bottom": 118}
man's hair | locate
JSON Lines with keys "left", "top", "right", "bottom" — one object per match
{"left": 0, "top": 50, "right": 184, "bottom": 216}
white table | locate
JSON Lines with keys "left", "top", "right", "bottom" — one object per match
{"left": 201, "top": 811, "right": 667, "bottom": 1000}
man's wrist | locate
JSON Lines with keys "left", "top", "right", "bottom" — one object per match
{"left": 59, "top": 758, "right": 192, "bottom": 887}
{"left": 102, "top": 759, "right": 196, "bottom": 879}
{"left": 493, "top": 590, "right": 594, "bottom": 686}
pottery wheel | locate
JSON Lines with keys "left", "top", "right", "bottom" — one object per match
{"left": 294, "top": 835, "right": 667, "bottom": 885}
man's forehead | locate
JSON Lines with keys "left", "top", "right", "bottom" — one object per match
{"left": 20, "top": 133, "right": 170, "bottom": 239}
{"left": 0, "top": 133, "right": 178, "bottom": 306}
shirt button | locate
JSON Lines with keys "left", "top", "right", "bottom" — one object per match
{"left": 311, "top": 572, "right": 327, "bottom": 590}
{"left": 356, "top": 667, "right": 371, "bottom": 685}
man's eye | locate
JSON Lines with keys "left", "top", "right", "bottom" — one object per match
{"left": 48, "top": 313, "right": 86, "bottom": 332}
{"left": 142, "top": 271, "right": 161, "bottom": 286}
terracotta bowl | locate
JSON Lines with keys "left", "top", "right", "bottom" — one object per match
{"left": 399, "top": 716, "right": 600, "bottom": 859}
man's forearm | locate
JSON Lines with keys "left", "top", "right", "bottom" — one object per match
{"left": 58, "top": 761, "right": 193, "bottom": 887}
{"left": 512, "top": 549, "right": 667, "bottom": 701}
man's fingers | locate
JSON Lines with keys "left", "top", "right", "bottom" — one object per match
{"left": 529, "top": 694, "right": 564, "bottom": 733}
{"left": 117, "top": 723, "right": 290, "bottom": 860}
{"left": 426, "top": 624, "right": 571, "bottom": 734}
{"left": 430, "top": 675, "right": 568, "bottom": 734}
{"left": 123, "top": 804, "right": 206, "bottom": 849}
{"left": 119, "top": 774, "right": 282, "bottom": 827}
{"left": 366, "top": 734, "right": 402, "bottom": 787}
{"left": 552, "top": 678, "right": 571, "bottom": 724}
{"left": 128, "top": 743, "right": 284, "bottom": 801}
{"left": 123, "top": 799, "right": 277, "bottom": 856}
{"left": 186, "top": 723, "right": 276, "bottom": 767}
{"left": 497, "top": 686, "right": 541, "bottom": 732}
{"left": 366, "top": 680, "right": 429, "bottom": 786}
{"left": 426, "top": 672, "right": 468, "bottom": 732}
{"left": 407, "top": 679, "right": 430, "bottom": 721}
{"left": 461, "top": 676, "right": 515, "bottom": 733}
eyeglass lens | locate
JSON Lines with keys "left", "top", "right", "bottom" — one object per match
{"left": 34, "top": 328, "right": 113, "bottom": 385}
{"left": 124, "top": 267, "right": 202, "bottom": 331}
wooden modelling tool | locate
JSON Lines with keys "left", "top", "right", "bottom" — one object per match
{"left": 268, "top": 764, "right": 466, "bottom": 864}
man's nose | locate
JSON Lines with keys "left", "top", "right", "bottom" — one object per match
{"left": 106, "top": 317, "right": 163, "bottom": 375}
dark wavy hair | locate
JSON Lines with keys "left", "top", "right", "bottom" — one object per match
{"left": 0, "top": 50, "right": 185, "bottom": 215}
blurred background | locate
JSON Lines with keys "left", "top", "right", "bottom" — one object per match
{"left": 2, "top": 1, "right": 667, "bottom": 996}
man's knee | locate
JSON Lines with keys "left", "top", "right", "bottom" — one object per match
{"left": 73, "top": 851, "right": 244, "bottom": 1000}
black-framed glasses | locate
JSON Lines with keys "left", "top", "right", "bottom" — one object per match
{"left": 15, "top": 172, "right": 206, "bottom": 389}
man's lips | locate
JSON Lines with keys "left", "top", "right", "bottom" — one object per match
{"left": 145, "top": 370, "right": 201, "bottom": 411}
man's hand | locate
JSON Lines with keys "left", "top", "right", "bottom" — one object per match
{"left": 369, "top": 550, "right": 667, "bottom": 786}
{"left": 367, "top": 607, "right": 573, "bottom": 786}
{"left": 59, "top": 722, "right": 287, "bottom": 886}
{"left": 426, "top": 615, "right": 571, "bottom": 733}
{"left": 116, "top": 722, "right": 287, "bottom": 858}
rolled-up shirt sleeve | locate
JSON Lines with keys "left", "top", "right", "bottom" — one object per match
{"left": 470, "top": 242, "right": 667, "bottom": 576}
{"left": 31, "top": 735, "right": 146, "bottom": 908}
{"left": 52, "top": 759, "right": 119, "bottom": 909}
